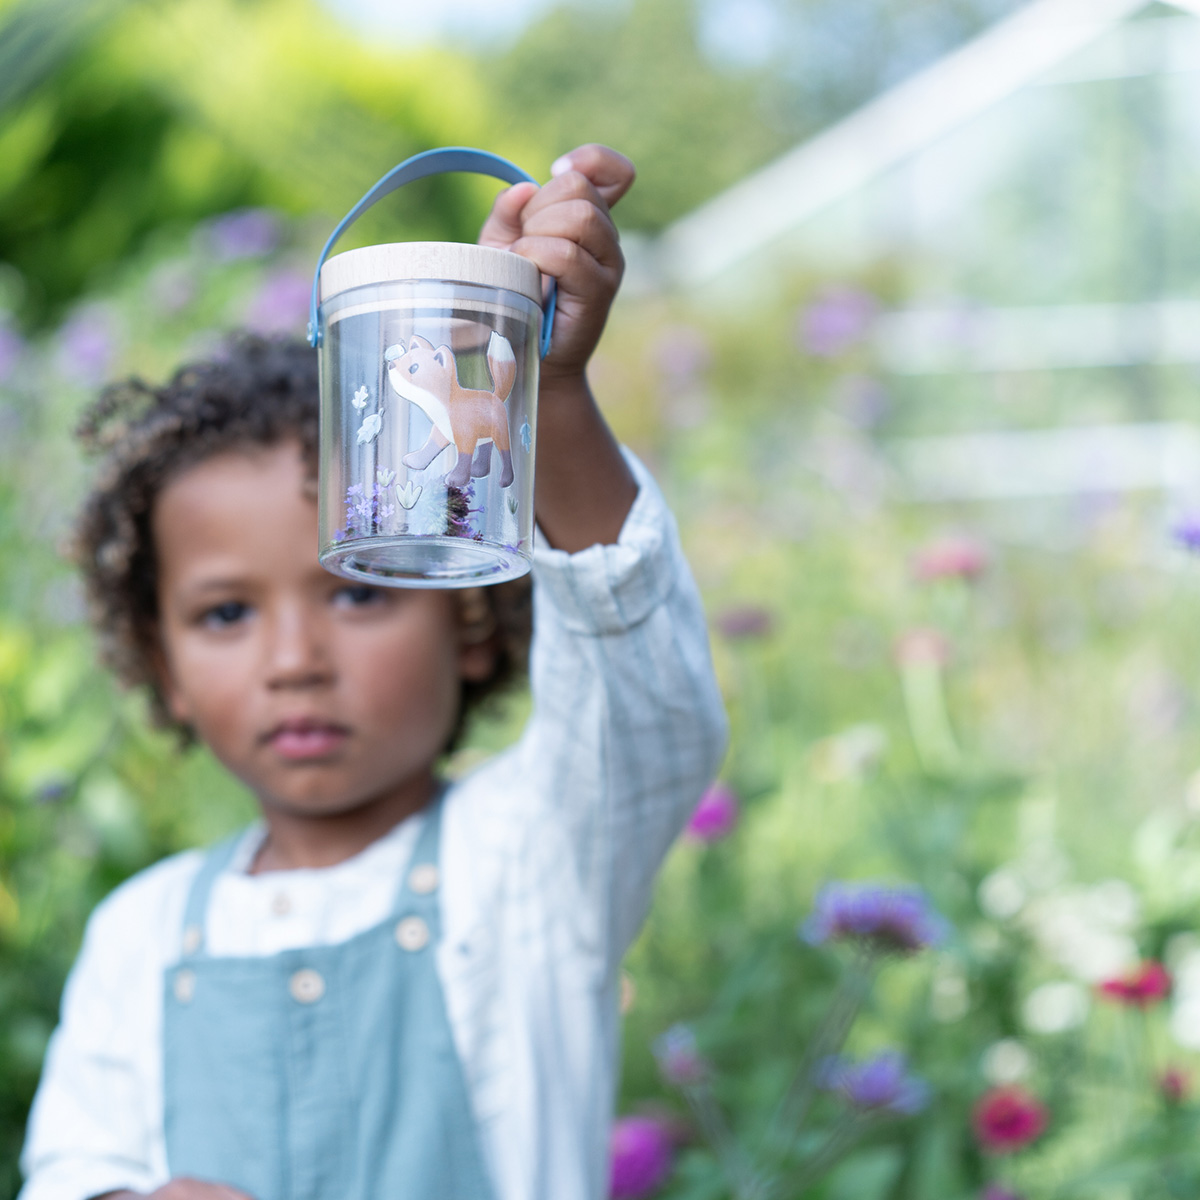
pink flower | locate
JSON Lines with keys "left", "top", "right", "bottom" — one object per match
{"left": 609, "top": 1115, "right": 674, "bottom": 1198}
{"left": 972, "top": 1086, "right": 1048, "bottom": 1154}
{"left": 894, "top": 628, "right": 952, "bottom": 668}
{"left": 1097, "top": 961, "right": 1171, "bottom": 1007}
{"left": 1160, "top": 1067, "right": 1189, "bottom": 1105}
{"left": 685, "top": 783, "right": 738, "bottom": 842}
{"left": 912, "top": 535, "right": 989, "bottom": 583}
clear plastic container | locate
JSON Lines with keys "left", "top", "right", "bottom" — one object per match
{"left": 306, "top": 148, "right": 554, "bottom": 587}
{"left": 316, "top": 244, "right": 541, "bottom": 586}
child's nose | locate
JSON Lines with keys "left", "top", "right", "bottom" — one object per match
{"left": 264, "top": 606, "right": 333, "bottom": 688}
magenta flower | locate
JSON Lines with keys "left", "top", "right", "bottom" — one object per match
{"left": 1097, "top": 960, "right": 1171, "bottom": 1007}
{"left": 818, "top": 1051, "right": 930, "bottom": 1114}
{"left": 799, "top": 285, "right": 878, "bottom": 358}
{"left": 685, "top": 783, "right": 738, "bottom": 842}
{"left": 653, "top": 1024, "right": 707, "bottom": 1086}
{"left": 802, "top": 882, "right": 946, "bottom": 955}
{"left": 912, "top": 535, "right": 989, "bottom": 583}
{"left": 1160, "top": 1067, "right": 1189, "bottom": 1105}
{"left": 973, "top": 1086, "right": 1048, "bottom": 1154}
{"left": 609, "top": 1115, "right": 674, "bottom": 1199}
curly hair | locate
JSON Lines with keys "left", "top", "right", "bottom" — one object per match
{"left": 73, "top": 333, "right": 532, "bottom": 751}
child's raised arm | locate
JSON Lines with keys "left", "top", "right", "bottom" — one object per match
{"left": 478, "top": 144, "right": 639, "bottom": 552}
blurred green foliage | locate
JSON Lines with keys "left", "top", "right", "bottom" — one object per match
{"left": 2, "top": 1, "right": 1199, "bottom": 1198}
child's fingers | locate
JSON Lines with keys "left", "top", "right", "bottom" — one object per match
{"left": 519, "top": 197, "right": 622, "bottom": 271}
{"left": 477, "top": 181, "right": 539, "bottom": 251}
{"left": 550, "top": 144, "right": 636, "bottom": 209}
{"left": 507, "top": 235, "right": 616, "bottom": 294}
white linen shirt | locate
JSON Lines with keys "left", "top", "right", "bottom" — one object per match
{"left": 19, "top": 451, "right": 729, "bottom": 1200}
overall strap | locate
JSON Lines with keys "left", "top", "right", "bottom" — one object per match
{"left": 389, "top": 787, "right": 447, "bottom": 925}
{"left": 178, "top": 832, "right": 244, "bottom": 961}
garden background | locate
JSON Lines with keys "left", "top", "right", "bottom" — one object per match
{"left": 4, "top": 0, "right": 1200, "bottom": 1197}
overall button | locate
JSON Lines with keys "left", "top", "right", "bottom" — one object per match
{"left": 408, "top": 863, "right": 439, "bottom": 895}
{"left": 181, "top": 925, "right": 203, "bottom": 955}
{"left": 395, "top": 916, "right": 429, "bottom": 952}
{"left": 174, "top": 969, "right": 196, "bottom": 1004}
{"left": 289, "top": 968, "right": 325, "bottom": 1004}
{"left": 270, "top": 892, "right": 292, "bottom": 917}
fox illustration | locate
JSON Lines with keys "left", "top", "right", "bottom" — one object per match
{"left": 383, "top": 331, "right": 516, "bottom": 489}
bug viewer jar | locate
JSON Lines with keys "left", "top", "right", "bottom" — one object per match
{"left": 307, "top": 148, "right": 556, "bottom": 587}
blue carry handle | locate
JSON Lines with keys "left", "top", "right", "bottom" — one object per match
{"left": 307, "top": 146, "right": 557, "bottom": 358}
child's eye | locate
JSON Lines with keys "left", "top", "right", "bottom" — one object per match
{"left": 334, "top": 584, "right": 384, "bottom": 608}
{"left": 201, "top": 600, "right": 249, "bottom": 629}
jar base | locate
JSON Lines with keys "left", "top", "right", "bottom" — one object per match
{"left": 320, "top": 535, "right": 531, "bottom": 589}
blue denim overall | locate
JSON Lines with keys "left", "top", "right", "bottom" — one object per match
{"left": 162, "top": 798, "right": 494, "bottom": 1200}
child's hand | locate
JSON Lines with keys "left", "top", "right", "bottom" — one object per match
{"left": 96, "top": 1181, "right": 257, "bottom": 1199}
{"left": 478, "top": 143, "right": 635, "bottom": 385}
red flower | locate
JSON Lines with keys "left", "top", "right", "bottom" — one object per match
{"left": 912, "top": 535, "right": 989, "bottom": 583}
{"left": 1097, "top": 961, "right": 1171, "bottom": 1007}
{"left": 1160, "top": 1067, "right": 1189, "bottom": 1105}
{"left": 972, "top": 1086, "right": 1048, "bottom": 1154}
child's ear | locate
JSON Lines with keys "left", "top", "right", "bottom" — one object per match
{"left": 150, "top": 633, "right": 194, "bottom": 724}
{"left": 456, "top": 589, "right": 498, "bottom": 682}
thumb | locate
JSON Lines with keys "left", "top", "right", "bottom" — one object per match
{"left": 478, "top": 181, "right": 538, "bottom": 250}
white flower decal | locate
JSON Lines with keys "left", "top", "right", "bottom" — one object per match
{"left": 396, "top": 480, "right": 422, "bottom": 510}
{"left": 352, "top": 385, "right": 369, "bottom": 410}
{"left": 376, "top": 467, "right": 396, "bottom": 487}
{"left": 357, "top": 413, "right": 382, "bottom": 445}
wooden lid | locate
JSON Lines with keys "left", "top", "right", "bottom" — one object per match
{"left": 320, "top": 242, "right": 542, "bottom": 306}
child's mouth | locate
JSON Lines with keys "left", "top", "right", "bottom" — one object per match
{"left": 266, "top": 720, "right": 350, "bottom": 760}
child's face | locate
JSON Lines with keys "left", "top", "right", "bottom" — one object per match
{"left": 151, "top": 441, "right": 493, "bottom": 820}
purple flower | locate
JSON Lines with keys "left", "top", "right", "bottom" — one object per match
{"left": 684, "top": 782, "right": 738, "bottom": 842}
{"left": 653, "top": 1024, "right": 707, "bottom": 1086}
{"left": 609, "top": 1115, "right": 674, "bottom": 1199}
{"left": 1172, "top": 511, "right": 1200, "bottom": 552}
{"left": 802, "top": 882, "right": 946, "bottom": 955}
{"left": 0, "top": 326, "right": 25, "bottom": 384}
{"left": 243, "top": 268, "right": 310, "bottom": 335}
{"left": 204, "top": 208, "right": 281, "bottom": 260}
{"left": 799, "top": 286, "right": 878, "bottom": 358}
{"left": 982, "top": 1188, "right": 1024, "bottom": 1200}
{"left": 819, "top": 1051, "right": 930, "bottom": 1114}
{"left": 56, "top": 306, "right": 119, "bottom": 382}
{"left": 715, "top": 605, "right": 773, "bottom": 639}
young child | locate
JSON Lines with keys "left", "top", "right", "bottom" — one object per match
{"left": 18, "top": 144, "right": 727, "bottom": 1200}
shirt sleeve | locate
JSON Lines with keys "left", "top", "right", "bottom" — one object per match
{"left": 19, "top": 861, "right": 191, "bottom": 1200}
{"left": 471, "top": 447, "right": 728, "bottom": 966}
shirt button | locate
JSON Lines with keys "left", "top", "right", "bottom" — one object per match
{"left": 395, "top": 916, "right": 430, "bottom": 952}
{"left": 174, "top": 969, "right": 196, "bottom": 1004}
{"left": 289, "top": 968, "right": 325, "bottom": 1004}
{"left": 270, "top": 892, "right": 292, "bottom": 916}
{"left": 181, "top": 925, "right": 203, "bottom": 955}
{"left": 408, "top": 863, "right": 439, "bottom": 895}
